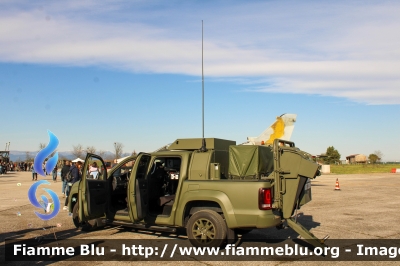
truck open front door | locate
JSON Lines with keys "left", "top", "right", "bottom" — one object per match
{"left": 78, "top": 153, "right": 108, "bottom": 222}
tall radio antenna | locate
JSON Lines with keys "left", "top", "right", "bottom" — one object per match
{"left": 200, "top": 20, "right": 207, "bottom": 152}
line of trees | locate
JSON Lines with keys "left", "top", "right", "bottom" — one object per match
{"left": 323, "top": 146, "right": 341, "bottom": 164}
{"left": 24, "top": 142, "right": 136, "bottom": 162}
{"left": 368, "top": 150, "right": 383, "bottom": 164}
{"left": 72, "top": 142, "right": 131, "bottom": 160}
{"left": 320, "top": 146, "right": 384, "bottom": 164}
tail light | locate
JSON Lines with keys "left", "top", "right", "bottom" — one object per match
{"left": 259, "top": 188, "right": 272, "bottom": 210}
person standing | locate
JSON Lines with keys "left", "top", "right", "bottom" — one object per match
{"left": 52, "top": 164, "right": 58, "bottom": 182}
{"left": 31, "top": 164, "right": 37, "bottom": 181}
{"left": 2, "top": 161, "right": 7, "bottom": 174}
{"left": 61, "top": 161, "right": 71, "bottom": 197}
{"left": 63, "top": 161, "right": 82, "bottom": 210}
{"left": 88, "top": 162, "right": 100, "bottom": 179}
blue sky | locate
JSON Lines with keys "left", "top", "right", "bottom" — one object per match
{"left": 1, "top": 0, "right": 399, "bottom": 161}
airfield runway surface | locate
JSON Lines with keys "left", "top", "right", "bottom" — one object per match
{"left": 1, "top": 171, "right": 400, "bottom": 265}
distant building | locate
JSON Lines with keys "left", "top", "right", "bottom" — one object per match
{"left": 346, "top": 154, "right": 367, "bottom": 164}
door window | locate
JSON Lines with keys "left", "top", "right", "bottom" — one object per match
{"left": 84, "top": 157, "right": 106, "bottom": 180}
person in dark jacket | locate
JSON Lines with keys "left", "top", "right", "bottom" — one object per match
{"left": 63, "top": 161, "right": 82, "bottom": 210}
{"left": 61, "top": 161, "right": 71, "bottom": 197}
{"left": 52, "top": 165, "right": 58, "bottom": 182}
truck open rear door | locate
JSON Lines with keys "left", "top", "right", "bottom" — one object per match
{"left": 128, "top": 153, "right": 151, "bottom": 221}
{"left": 272, "top": 139, "right": 325, "bottom": 247}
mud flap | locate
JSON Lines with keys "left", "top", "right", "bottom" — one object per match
{"left": 286, "top": 218, "right": 326, "bottom": 248}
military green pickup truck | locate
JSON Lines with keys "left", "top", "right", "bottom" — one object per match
{"left": 68, "top": 138, "right": 323, "bottom": 248}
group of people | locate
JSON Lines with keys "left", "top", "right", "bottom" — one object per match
{"left": 0, "top": 160, "right": 60, "bottom": 179}
{"left": 0, "top": 161, "right": 39, "bottom": 174}
{"left": 0, "top": 161, "right": 30, "bottom": 174}
{"left": 61, "top": 160, "right": 83, "bottom": 210}
{"left": 60, "top": 160, "right": 101, "bottom": 210}
{"left": 9, "top": 158, "right": 103, "bottom": 212}
{"left": 28, "top": 159, "right": 84, "bottom": 211}
{"left": 0, "top": 160, "right": 75, "bottom": 176}
{"left": 31, "top": 161, "right": 61, "bottom": 181}
{"left": 0, "top": 161, "right": 10, "bottom": 174}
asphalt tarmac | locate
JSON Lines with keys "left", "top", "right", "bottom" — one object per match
{"left": 1, "top": 171, "right": 400, "bottom": 265}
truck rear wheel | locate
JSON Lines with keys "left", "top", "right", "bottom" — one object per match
{"left": 186, "top": 210, "right": 227, "bottom": 248}
{"left": 226, "top": 228, "right": 239, "bottom": 245}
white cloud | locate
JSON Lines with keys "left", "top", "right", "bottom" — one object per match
{"left": 1, "top": 1, "right": 400, "bottom": 104}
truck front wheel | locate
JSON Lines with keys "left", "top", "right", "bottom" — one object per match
{"left": 72, "top": 203, "right": 80, "bottom": 228}
{"left": 72, "top": 202, "right": 98, "bottom": 231}
{"left": 186, "top": 210, "right": 227, "bottom": 248}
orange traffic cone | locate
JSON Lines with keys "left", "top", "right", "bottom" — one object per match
{"left": 334, "top": 178, "right": 341, "bottom": 191}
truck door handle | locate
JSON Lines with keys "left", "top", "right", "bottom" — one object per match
{"left": 280, "top": 176, "right": 286, "bottom": 194}
{"left": 279, "top": 171, "right": 291, "bottom": 175}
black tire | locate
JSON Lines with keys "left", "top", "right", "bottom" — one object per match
{"left": 72, "top": 203, "right": 81, "bottom": 228}
{"left": 72, "top": 202, "right": 98, "bottom": 231}
{"left": 220, "top": 214, "right": 239, "bottom": 246}
{"left": 186, "top": 210, "right": 227, "bottom": 248}
{"left": 226, "top": 228, "right": 239, "bottom": 245}
{"left": 82, "top": 218, "right": 98, "bottom": 231}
